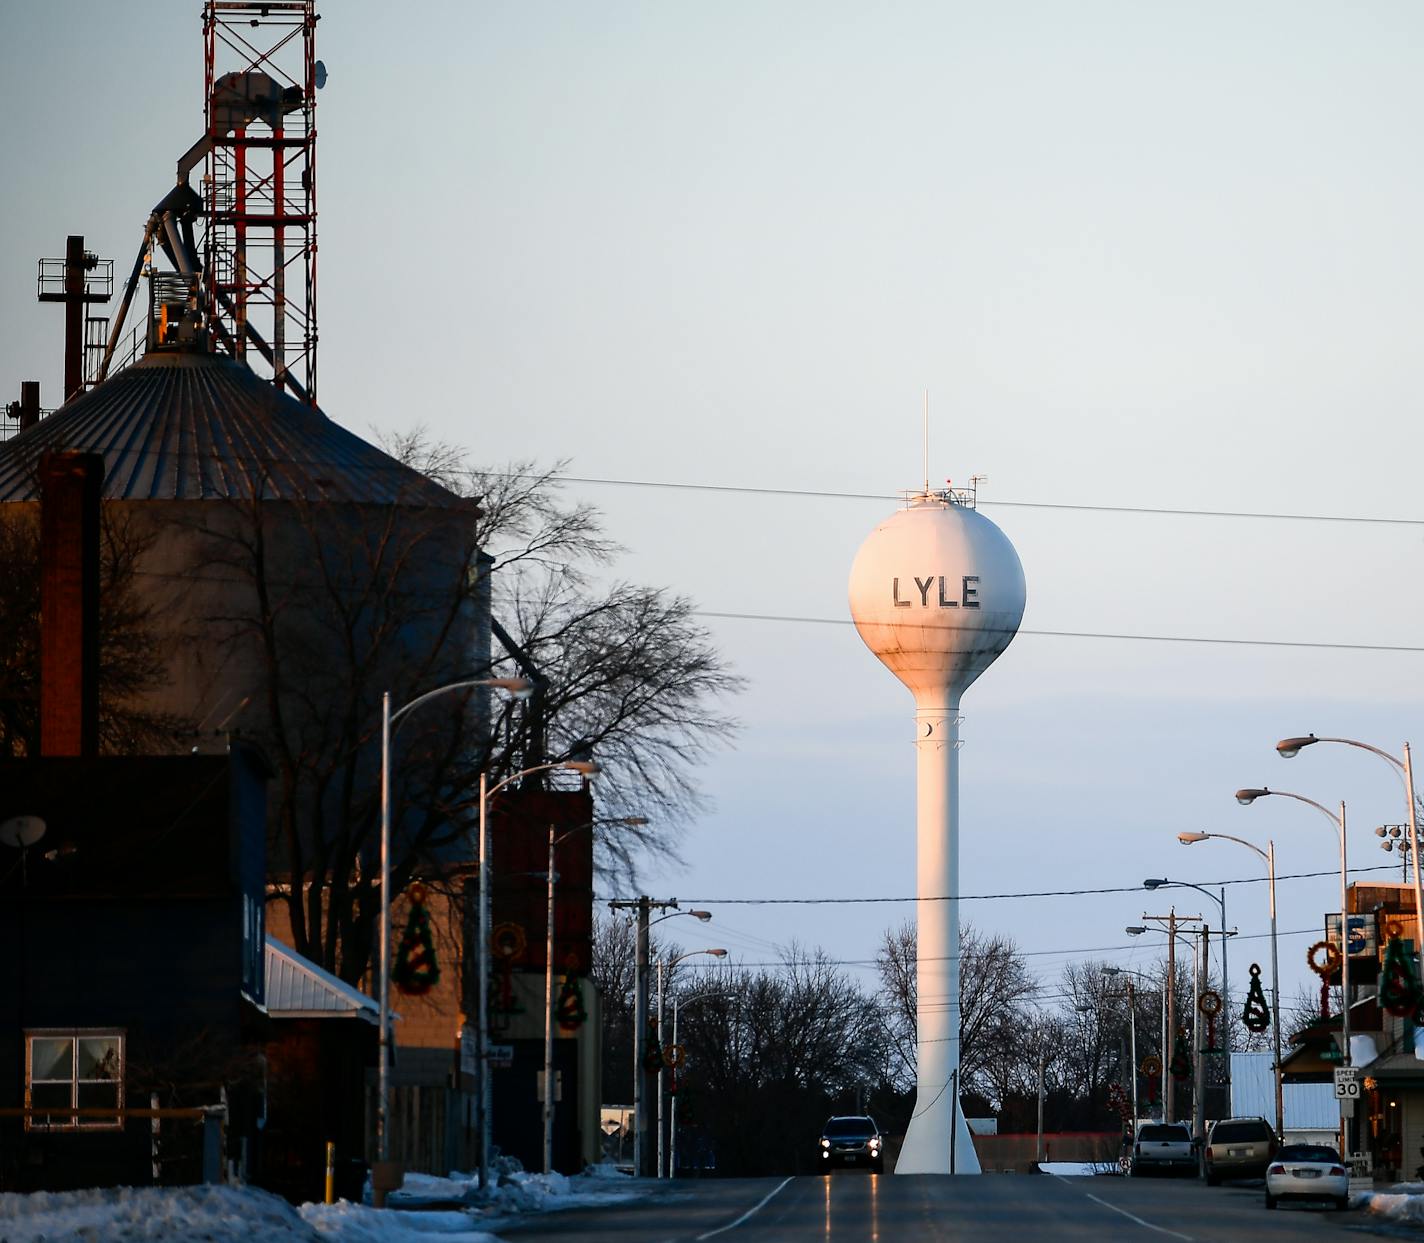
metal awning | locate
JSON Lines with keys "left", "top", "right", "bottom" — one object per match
{"left": 264, "top": 936, "right": 386, "bottom": 1024}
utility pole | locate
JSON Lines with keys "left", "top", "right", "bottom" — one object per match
{"left": 1126, "top": 979, "right": 1138, "bottom": 1125}
{"left": 1140, "top": 909, "right": 1203, "bottom": 1123}
{"left": 1194, "top": 925, "right": 1208, "bottom": 1141}
{"left": 1036, "top": 1049, "right": 1046, "bottom": 1163}
{"left": 608, "top": 896, "right": 678, "bottom": 1177}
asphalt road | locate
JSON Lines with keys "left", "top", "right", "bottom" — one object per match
{"left": 498, "top": 1172, "right": 1389, "bottom": 1242}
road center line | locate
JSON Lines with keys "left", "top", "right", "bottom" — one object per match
{"left": 1083, "top": 1191, "right": 1195, "bottom": 1241}
{"left": 695, "top": 1176, "right": 795, "bottom": 1240}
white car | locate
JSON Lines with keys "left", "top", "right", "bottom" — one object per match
{"left": 1264, "top": 1144, "right": 1349, "bottom": 1211}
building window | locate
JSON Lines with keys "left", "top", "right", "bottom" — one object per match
{"left": 25, "top": 1030, "right": 124, "bottom": 1130}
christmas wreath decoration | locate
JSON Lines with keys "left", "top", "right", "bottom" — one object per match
{"left": 1141, "top": 1054, "right": 1162, "bottom": 1078}
{"left": 555, "top": 972, "right": 589, "bottom": 1032}
{"left": 663, "top": 1043, "right": 687, "bottom": 1070}
{"left": 1198, "top": 990, "right": 1222, "bottom": 1017}
{"left": 1241, "top": 963, "right": 1271, "bottom": 1033}
{"left": 393, "top": 883, "right": 440, "bottom": 996}
{"left": 643, "top": 1022, "right": 665, "bottom": 1073}
{"left": 491, "top": 922, "right": 528, "bottom": 961}
{"left": 1169, "top": 1027, "right": 1192, "bottom": 1081}
{"left": 1379, "top": 935, "right": 1421, "bottom": 1016}
{"left": 1307, "top": 939, "right": 1341, "bottom": 978}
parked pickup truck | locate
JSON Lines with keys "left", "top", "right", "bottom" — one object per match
{"left": 1131, "top": 1122, "right": 1196, "bottom": 1177}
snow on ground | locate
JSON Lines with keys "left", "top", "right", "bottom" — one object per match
{"left": 301, "top": 1202, "right": 499, "bottom": 1242}
{"left": 1357, "top": 1182, "right": 1424, "bottom": 1225}
{"left": 0, "top": 1185, "right": 316, "bottom": 1243}
{"left": 0, "top": 1166, "right": 646, "bottom": 1243}
{"left": 1038, "top": 1162, "right": 1116, "bottom": 1177}
{"left": 392, "top": 1167, "right": 645, "bottom": 1216}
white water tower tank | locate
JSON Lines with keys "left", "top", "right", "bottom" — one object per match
{"left": 848, "top": 488, "right": 1024, "bottom": 1175}
{"left": 848, "top": 492, "right": 1025, "bottom": 708}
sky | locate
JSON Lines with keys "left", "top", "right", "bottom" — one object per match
{"left": 3, "top": 1, "right": 1424, "bottom": 1018}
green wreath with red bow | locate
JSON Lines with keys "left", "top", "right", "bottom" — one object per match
{"left": 393, "top": 882, "right": 441, "bottom": 996}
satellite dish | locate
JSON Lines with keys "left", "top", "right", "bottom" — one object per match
{"left": 0, "top": 816, "right": 46, "bottom": 850}
{"left": 314, "top": 60, "right": 328, "bottom": 90}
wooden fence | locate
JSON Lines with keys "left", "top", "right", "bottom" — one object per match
{"left": 365, "top": 1086, "right": 478, "bottom": 1177}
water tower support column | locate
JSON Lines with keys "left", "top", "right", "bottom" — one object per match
{"left": 897, "top": 698, "right": 980, "bottom": 1174}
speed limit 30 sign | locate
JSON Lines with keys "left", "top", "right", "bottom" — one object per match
{"left": 1334, "top": 1067, "right": 1361, "bottom": 1099}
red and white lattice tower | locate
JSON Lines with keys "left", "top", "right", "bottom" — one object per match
{"left": 202, "top": 0, "right": 319, "bottom": 404}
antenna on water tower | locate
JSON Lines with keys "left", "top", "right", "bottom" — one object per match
{"left": 923, "top": 390, "right": 930, "bottom": 497}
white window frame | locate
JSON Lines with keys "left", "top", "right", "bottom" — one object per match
{"left": 24, "top": 1028, "right": 126, "bottom": 1131}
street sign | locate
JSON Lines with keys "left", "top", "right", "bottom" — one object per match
{"left": 488, "top": 1043, "right": 515, "bottom": 1069}
{"left": 1333, "top": 1067, "right": 1361, "bottom": 1099}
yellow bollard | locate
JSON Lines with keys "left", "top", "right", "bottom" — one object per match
{"left": 325, "top": 1141, "right": 335, "bottom": 1204}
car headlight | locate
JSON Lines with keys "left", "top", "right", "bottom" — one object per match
{"left": 869, "top": 1139, "right": 881, "bottom": 1150}
{"left": 821, "top": 1139, "right": 830, "bottom": 1148}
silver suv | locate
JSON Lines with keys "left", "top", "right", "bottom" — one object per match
{"left": 1203, "top": 1116, "right": 1277, "bottom": 1184}
{"left": 1131, "top": 1121, "right": 1195, "bottom": 1176}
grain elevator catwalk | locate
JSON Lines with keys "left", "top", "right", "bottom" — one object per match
{"left": 848, "top": 482, "right": 1025, "bottom": 1174}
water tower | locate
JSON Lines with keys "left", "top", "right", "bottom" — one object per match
{"left": 848, "top": 484, "right": 1025, "bottom": 1174}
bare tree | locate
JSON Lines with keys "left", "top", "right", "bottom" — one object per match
{"left": 673, "top": 946, "right": 891, "bottom": 1176}
{"left": 876, "top": 920, "right": 1038, "bottom": 1103}
{"left": 195, "top": 444, "right": 742, "bottom": 982}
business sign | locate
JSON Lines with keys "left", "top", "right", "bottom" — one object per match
{"left": 1326, "top": 913, "right": 1377, "bottom": 959}
{"left": 488, "top": 1043, "right": 515, "bottom": 1069}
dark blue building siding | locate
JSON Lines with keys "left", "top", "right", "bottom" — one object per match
{"left": 0, "top": 749, "right": 268, "bottom": 1190}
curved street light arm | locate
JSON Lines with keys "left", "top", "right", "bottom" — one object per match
{"left": 1285, "top": 734, "right": 1405, "bottom": 774}
{"left": 391, "top": 676, "right": 531, "bottom": 728}
{"left": 1148, "top": 879, "right": 1224, "bottom": 920}
{"left": 1185, "top": 830, "right": 1269, "bottom": 867}
{"left": 1247, "top": 788, "right": 1342, "bottom": 840}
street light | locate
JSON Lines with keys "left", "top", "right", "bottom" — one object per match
{"left": 1277, "top": 734, "right": 1424, "bottom": 975}
{"left": 612, "top": 901, "right": 714, "bottom": 1178}
{"left": 656, "top": 947, "right": 727, "bottom": 1178}
{"left": 541, "top": 815, "right": 647, "bottom": 1176}
{"left": 1236, "top": 786, "right": 1351, "bottom": 1158}
{"left": 668, "top": 989, "right": 721, "bottom": 1178}
{"left": 1143, "top": 878, "right": 1231, "bottom": 1061}
{"left": 1178, "top": 830, "right": 1281, "bottom": 1139}
{"left": 1103, "top": 966, "right": 1166, "bottom": 1126}
{"left": 377, "top": 676, "right": 532, "bottom": 1172}
{"left": 476, "top": 752, "right": 599, "bottom": 1190}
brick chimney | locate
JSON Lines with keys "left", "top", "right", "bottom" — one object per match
{"left": 40, "top": 451, "right": 104, "bottom": 757}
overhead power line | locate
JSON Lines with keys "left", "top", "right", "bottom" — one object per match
{"left": 629, "top": 862, "right": 1399, "bottom": 906}
{"left": 649, "top": 925, "right": 1321, "bottom": 973}
{"left": 693, "top": 610, "right": 1424, "bottom": 655}
{"left": 546, "top": 473, "right": 1424, "bottom": 529}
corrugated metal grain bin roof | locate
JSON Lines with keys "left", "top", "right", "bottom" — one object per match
{"left": 0, "top": 351, "right": 466, "bottom": 507}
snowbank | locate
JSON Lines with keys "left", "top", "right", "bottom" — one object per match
{"left": 1040, "top": 1162, "right": 1116, "bottom": 1177}
{"left": 1357, "top": 1183, "right": 1424, "bottom": 1225}
{"left": 301, "top": 1202, "right": 499, "bottom": 1242}
{"left": 390, "top": 1166, "right": 644, "bottom": 1216}
{"left": 0, "top": 1167, "right": 644, "bottom": 1242}
{"left": 0, "top": 1185, "right": 315, "bottom": 1243}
